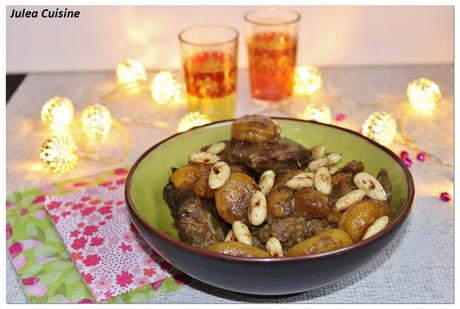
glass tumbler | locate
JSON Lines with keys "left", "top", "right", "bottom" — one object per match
{"left": 179, "top": 25, "right": 239, "bottom": 121}
{"left": 245, "top": 8, "right": 300, "bottom": 104}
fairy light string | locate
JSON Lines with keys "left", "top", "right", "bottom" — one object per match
{"left": 78, "top": 119, "right": 132, "bottom": 165}
{"left": 99, "top": 81, "right": 150, "bottom": 104}
{"left": 38, "top": 59, "right": 451, "bottom": 175}
{"left": 39, "top": 58, "right": 190, "bottom": 174}
{"left": 99, "top": 60, "right": 185, "bottom": 129}
{"left": 291, "top": 67, "right": 450, "bottom": 168}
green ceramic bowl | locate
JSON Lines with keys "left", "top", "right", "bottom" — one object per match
{"left": 125, "top": 117, "right": 414, "bottom": 295}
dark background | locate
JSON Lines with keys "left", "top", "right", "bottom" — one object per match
{"left": 6, "top": 74, "right": 26, "bottom": 103}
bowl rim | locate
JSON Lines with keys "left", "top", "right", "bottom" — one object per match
{"left": 125, "top": 117, "right": 415, "bottom": 263}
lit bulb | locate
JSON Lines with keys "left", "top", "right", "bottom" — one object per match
{"left": 407, "top": 78, "right": 441, "bottom": 115}
{"left": 293, "top": 65, "right": 323, "bottom": 96}
{"left": 81, "top": 104, "right": 112, "bottom": 141}
{"left": 41, "top": 97, "right": 74, "bottom": 132}
{"left": 116, "top": 58, "right": 147, "bottom": 85}
{"left": 151, "top": 71, "right": 184, "bottom": 106}
{"left": 177, "top": 112, "right": 211, "bottom": 132}
{"left": 299, "top": 104, "right": 331, "bottom": 124}
{"left": 362, "top": 112, "right": 397, "bottom": 147}
{"left": 40, "top": 134, "right": 79, "bottom": 175}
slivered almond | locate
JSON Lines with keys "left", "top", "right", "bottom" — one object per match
{"left": 206, "top": 142, "right": 226, "bottom": 155}
{"left": 189, "top": 151, "right": 220, "bottom": 164}
{"left": 232, "top": 221, "right": 252, "bottom": 245}
{"left": 327, "top": 152, "right": 342, "bottom": 165}
{"left": 335, "top": 189, "right": 366, "bottom": 212}
{"left": 266, "top": 237, "right": 284, "bottom": 257}
{"left": 285, "top": 172, "right": 314, "bottom": 189}
{"left": 224, "top": 230, "right": 236, "bottom": 242}
{"left": 354, "top": 172, "right": 387, "bottom": 201}
{"left": 362, "top": 216, "right": 389, "bottom": 240}
{"left": 311, "top": 145, "right": 326, "bottom": 160}
{"left": 208, "top": 161, "right": 231, "bottom": 189}
{"left": 314, "top": 167, "right": 332, "bottom": 194}
{"left": 308, "top": 157, "right": 329, "bottom": 172}
{"left": 248, "top": 191, "right": 267, "bottom": 226}
{"left": 259, "top": 170, "right": 275, "bottom": 195}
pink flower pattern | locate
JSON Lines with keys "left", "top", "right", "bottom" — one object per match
{"left": 6, "top": 223, "right": 12, "bottom": 240}
{"left": 83, "top": 225, "right": 98, "bottom": 236}
{"left": 119, "top": 242, "right": 132, "bottom": 253}
{"left": 72, "top": 203, "right": 85, "bottom": 210}
{"left": 22, "top": 277, "right": 48, "bottom": 297}
{"left": 90, "top": 236, "right": 104, "bottom": 247}
{"left": 82, "top": 272, "right": 94, "bottom": 284}
{"left": 44, "top": 182, "right": 175, "bottom": 301}
{"left": 116, "top": 271, "right": 134, "bottom": 287}
{"left": 70, "top": 229, "right": 80, "bottom": 237}
{"left": 98, "top": 206, "right": 111, "bottom": 215}
{"left": 32, "top": 195, "right": 45, "bottom": 204}
{"left": 71, "top": 237, "right": 87, "bottom": 250}
{"left": 82, "top": 254, "right": 101, "bottom": 267}
{"left": 80, "top": 207, "right": 96, "bottom": 217}
{"left": 95, "top": 277, "right": 111, "bottom": 290}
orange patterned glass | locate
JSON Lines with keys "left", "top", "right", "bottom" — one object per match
{"left": 179, "top": 25, "right": 238, "bottom": 121}
{"left": 245, "top": 8, "right": 300, "bottom": 104}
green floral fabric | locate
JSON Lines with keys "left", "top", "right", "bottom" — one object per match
{"left": 6, "top": 167, "right": 189, "bottom": 303}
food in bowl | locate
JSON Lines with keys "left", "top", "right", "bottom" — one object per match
{"left": 163, "top": 114, "right": 395, "bottom": 258}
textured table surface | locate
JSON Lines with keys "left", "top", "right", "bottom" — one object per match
{"left": 6, "top": 65, "right": 453, "bottom": 303}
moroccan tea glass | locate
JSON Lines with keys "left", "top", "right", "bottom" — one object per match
{"left": 179, "top": 25, "right": 239, "bottom": 121}
{"left": 245, "top": 8, "right": 300, "bottom": 105}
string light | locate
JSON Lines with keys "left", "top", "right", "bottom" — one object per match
{"left": 41, "top": 97, "right": 74, "bottom": 132}
{"left": 362, "top": 112, "right": 397, "bottom": 147}
{"left": 81, "top": 104, "right": 112, "bottom": 141}
{"left": 177, "top": 112, "right": 211, "bottom": 132}
{"left": 293, "top": 65, "right": 323, "bottom": 96}
{"left": 116, "top": 58, "right": 147, "bottom": 86}
{"left": 40, "top": 134, "right": 79, "bottom": 175}
{"left": 407, "top": 78, "right": 442, "bottom": 115}
{"left": 299, "top": 104, "right": 331, "bottom": 124}
{"left": 151, "top": 71, "right": 184, "bottom": 106}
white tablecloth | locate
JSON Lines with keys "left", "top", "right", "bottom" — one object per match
{"left": 6, "top": 65, "right": 453, "bottom": 303}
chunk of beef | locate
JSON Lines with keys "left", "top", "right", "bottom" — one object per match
{"left": 341, "top": 160, "right": 365, "bottom": 176}
{"left": 163, "top": 180, "right": 193, "bottom": 218}
{"left": 252, "top": 215, "right": 335, "bottom": 251}
{"left": 377, "top": 168, "right": 392, "bottom": 204}
{"left": 329, "top": 172, "right": 354, "bottom": 204}
{"left": 163, "top": 181, "right": 228, "bottom": 248}
{"left": 220, "top": 139, "right": 310, "bottom": 174}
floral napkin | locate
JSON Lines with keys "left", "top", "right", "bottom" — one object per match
{"left": 6, "top": 167, "right": 191, "bottom": 303}
{"left": 44, "top": 177, "right": 176, "bottom": 301}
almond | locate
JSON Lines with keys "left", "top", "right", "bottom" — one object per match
{"left": 354, "top": 172, "right": 387, "bottom": 201}
{"left": 232, "top": 221, "right": 252, "bottom": 246}
{"left": 189, "top": 151, "right": 220, "bottom": 164}
{"left": 311, "top": 145, "right": 326, "bottom": 160}
{"left": 208, "top": 161, "right": 231, "bottom": 189}
{"left": 362, "top": 216, "right": 389, "bottom": 240}
{"left": 308, "top": 157, "right": 329, "bottom": 172}
{"left": 259, "top": 170, "right": 275, "bottom": 195}
{"left": 266, "top": 237, "right": 284, "bottom": 257}
{"left": 206, "top": 142, "right": 226, "bottom": 155}
{"left": 285, "top": 172, "right": 314, "bottom": 189}
{"left": 335, "top": 189, "right": 366, "bottom": 212}
{"left": 327, "top": 152, "right": 342, "bottom": 165}
{"left": 248, "top": 191, "right": 267, "bottom": 226}
{"left": 314, "top": 167, "right": 332, "bottom": 194}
